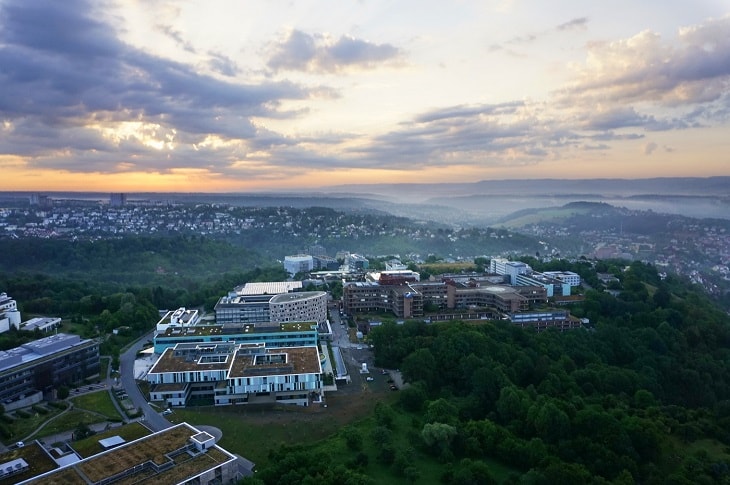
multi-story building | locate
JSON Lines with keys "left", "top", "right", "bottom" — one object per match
{"left": 0, "top": 333, "right": 99, "bottom": 410}
{"left": 343, "top": 276, "right": 550, "bottom": 319}
{"left": 515, "top": 273, "right": 571, "bottom": 298}
{"left": 18, "top": 422, "right": 239, "bottom": 485}
{"left": 542, "top": 271, "right": 582, "bottom": 287}
{"left": 345, "top": 253, "right": 369, "bottom": 271}
{"left": 343, "top": 282, "right": 424, "bottom": 318}
{"left": 153, "top": 321, "right": 319, "bottom": 353}
{"left": 312, "top": 255, "right": 339, "bottom": 271}
{"left": 508, "top": 310, "right": 582, "bottom": 331}
{"left": 109, "top": 192, "right": 127, "bottom": 207}
{"left": 214, "top": 282, "right": 308, "bottom": 325}
{"left": 268, "top": 291, "right": 328, "bottom": 324}
{"left": 284, "top": 254, "right": 314, "bottom": 276}
{"left": 156, "top": 307, "right": 200, "bottom": 332}
{"left": 147, "top": 342, "right": 322, "bottom": 407}
{"left": 0, "top": 292, "right": 21, "bottom": 333}
{"left": 490, "top": 258, "right": 532, "bottom": 285}
{"left": 20, "top": 317, "right": 62, "bottom": 333}
{"left": 214, "top": 294, "right": 273, "bottom": 325}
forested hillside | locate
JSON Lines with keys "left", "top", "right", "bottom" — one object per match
{"left": 249, "top": 262, "right": 730, "bottom": 484}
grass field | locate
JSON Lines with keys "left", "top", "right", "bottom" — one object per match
{"left": 167, "top": 392, "right": 393, "bottom": 466}
{"left": 71, "top": 391, "right": 123, "bottom": 421}
{"left": 36, "top": 409, "right": 108, "bottom": 441}
{"left": 5, "top": 406, "right": 65, "bottom": 443}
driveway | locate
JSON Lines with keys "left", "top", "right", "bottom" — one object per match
{"left": 119, "top": 330, "right": 171, "bottom": 432}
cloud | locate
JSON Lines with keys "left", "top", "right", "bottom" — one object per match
{"left": 643, "top": 142, "right": 658, "bottom": 155}
{"left": 266, "top": 29, "right": 403, "bottom": 73}
{"left": 0, "top": 0, "right": 314, "bottom": 176}
{"left": 560, "top": 15, "right": 730, "bottom": 109}
{"left": 557, "top": 17, "right": 588, "bottom": 31}
{"left": 489, "top": 16, "right": 589, "bottom": 55}
{"left": 207, "top": 51, "right": 240, "bottom": 77}
{"left": 156, "top": 24, "right": 196, "bottom": 53}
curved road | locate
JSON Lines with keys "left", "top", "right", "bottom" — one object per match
{"left": 119, "top": 330, "right": 171, "bottom": 432}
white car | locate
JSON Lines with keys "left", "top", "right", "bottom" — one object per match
{"left": 162, "top": 409, "right": 173, "bottom": 415}
{"left": 366, "top": 377, "right": 374, "bottom": 381}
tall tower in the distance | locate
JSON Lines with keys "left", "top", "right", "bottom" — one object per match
{"left": 110, "top": 193, "right": 127, "bottom": 207}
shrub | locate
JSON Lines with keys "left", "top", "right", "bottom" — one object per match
{"left": 32, "top": 405, "right": 49, "bottom": 415}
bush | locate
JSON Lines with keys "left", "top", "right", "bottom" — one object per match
{"left": 0, "top": 414, "right": 15, "bottom": 424}
{"left": 0, "top": 423, "right": 11, "bottom": 439}
{"left": 49, "top": 401, "right": 68, "bottom": 410}
{"left": 32, "top": 405, "right": 49, "bottom": 415}
{"left": 14, "top": 409, "right": 31, "bottom": 419}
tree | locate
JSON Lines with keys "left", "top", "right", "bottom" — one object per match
{"left": 58, "top": 386, "right": 70, "bottom": 400}
{"left": 341, "top": 427, "right": 362, "bottom": 451}
{"left": 421, "top": 422, "right": 458, "bottom": 455}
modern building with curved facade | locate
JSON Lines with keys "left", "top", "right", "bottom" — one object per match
{"left": 269, "top": 291, "right": 328, "bottom": 324}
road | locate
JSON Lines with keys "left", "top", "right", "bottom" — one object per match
{"left": 119, "top": 330, "right": 172, "bottom": 432}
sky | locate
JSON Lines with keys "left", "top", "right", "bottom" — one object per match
{"left": 0, "top": 0, "right": 729, "bottom": 192}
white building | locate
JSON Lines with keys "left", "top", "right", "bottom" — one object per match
{"left": 268, "top": 291, "right": 328, "bottom": 324}
{"left": 20, "top": 317, "right": 61, "bottom": 333}
{"left": 542, "top": 271, "right": 582, "bottom": 287}
{"left": 0, "top": 292, "right": 21, "bottom": 333}
{"left": 490, "top": 258, "right": 531, "bottom": 285}
{"left": 147, "top": 342, "right": 323, "bottom": 407}
{"left": 156, "top": 307, "right": 200, "bottom": 332}
{"left": 284, "top": 255, "right": 314, "bottom": 276}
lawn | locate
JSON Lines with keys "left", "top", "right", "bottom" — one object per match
{"left": 5, "top": 406, "right": 67, "bottom": 444}
{"left": 71, "top": 391, "right": 123, "bottom": 421}
{"left": 35, "top": 409, "right": 108, "bottom": 441}
{"left": 167, "top": 392, "right": 393, "bottom": 466}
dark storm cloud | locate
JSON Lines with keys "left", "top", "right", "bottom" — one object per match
{"left": 0, "top": 0, "right": 314, "bottom": 173}
{"left": 266, "top": 29, "right": 402, "bottom": 73}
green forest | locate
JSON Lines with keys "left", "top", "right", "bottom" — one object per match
{"left": 247, "top": 261, "right": 730, "bottom": 484}
{"left": 2, "top": 231, "right": 730, "bottom": 483}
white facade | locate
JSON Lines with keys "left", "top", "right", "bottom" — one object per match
{"left": 542, "top": 271, "right": 581, "bottom": 287}
{"left": 147, "top": 342, "right": 322, "bottom": 407}
{"left": 284, "top": 255, "right": 314, "bottom": 276}
{"left": 156, "top": 307, "right": 200, "bottom": 332}
{"left": 268, "top": 291, "right": 328, "bottom": 324}
{"left": 490, "top": 258, "right": 532, "bottom": 285}
{"left": 0, "top": 293, "right": 20, "bottom": 333}
{"left": 21, "top": 317, "right": 61, "bottom": 332}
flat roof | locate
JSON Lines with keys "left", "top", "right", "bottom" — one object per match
{"left": 149, "top": 344, "right": 321, "bottom": 377}
{"left": 0, "top": 333, "right": 94, "bottom": 373}
{"left": 157, "top": 321, "right": 316, "bottom": 338}
{"left": 229, "top": 346, "right": 321, "bottom": 378}
{"left": 236, "top": 281, "right": 302, "bottom": 295}
{"left": 269, "top": 291, "right": 326, "bottom": 304}
{"left": 19, "top": 423, "right": 236, "bottom": 485}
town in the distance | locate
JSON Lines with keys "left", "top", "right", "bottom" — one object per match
{"left": 0, "top": 190, "right": 729, "bottom": 484}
